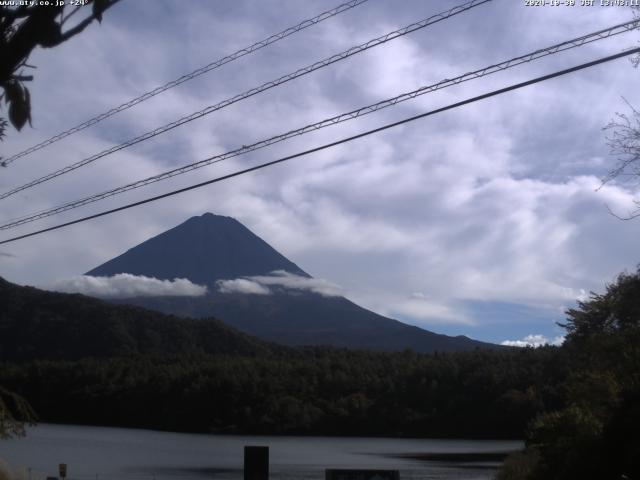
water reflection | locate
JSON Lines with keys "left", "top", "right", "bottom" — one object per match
{"left": 0, "top": 424, "right": 522, "bottom": 480}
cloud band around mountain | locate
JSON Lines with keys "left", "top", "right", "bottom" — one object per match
{"left": 49, "top": 274, "right": 208, "bottom": 298}
{"left": 217, "top": 270, "right": 341, "bottom": 297}
{"left": 217, "top": 278, "right": 271, "bottom": 295}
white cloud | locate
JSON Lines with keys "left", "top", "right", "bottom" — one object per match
{"left": 345, "top": 290, "right": 473, "bottom": 326}
{"left": 217, "top": 270, "right": 342, "bottom": 297}
{"left": 501, "top": 334, "right": 565, "bottom": 348}
{"left": 48, "top": 274, "right": 208, "bottom": 298}
{"left": 390, "top": 297, "right": 472, "bottom": 325}
{"left": 216, "top": 278, "right": 271, "bottom": 295}
{"left": 250, "top": 270, "right": 342, "bottom": 297}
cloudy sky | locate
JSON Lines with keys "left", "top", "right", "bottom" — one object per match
{"left": 1, "top": 0, "right": 639, "bottom": 346}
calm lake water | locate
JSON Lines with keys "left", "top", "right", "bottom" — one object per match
{"left": 0, "top": 424, "right": 522, "bottom": 480}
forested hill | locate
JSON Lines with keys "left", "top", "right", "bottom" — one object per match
{"left": 0, "top": 276, "right": 565, "bottom": 439}
{"left": 0, "top": 277, "right": 277, "bottom": 361}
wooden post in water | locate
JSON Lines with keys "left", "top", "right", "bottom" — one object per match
{"left": 244, "top": 445, "right": 269, "bottom": 480}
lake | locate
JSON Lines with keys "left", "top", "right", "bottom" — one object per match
{"left": 0, "top": 424, "right": 522, "bottom": 480}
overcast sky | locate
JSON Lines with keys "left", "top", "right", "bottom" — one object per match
{"left": 1, "top": 0, "right": 639, "bottom": 345}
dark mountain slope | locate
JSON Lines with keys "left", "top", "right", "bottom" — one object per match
{"left": 117, "top": 291, "right": 489, "bottom": 352}
{"left": 0, "top": 277, "right": 276, "bottom": 362}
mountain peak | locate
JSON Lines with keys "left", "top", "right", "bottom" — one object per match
{"left": 193, "top": 212, "right": 234, "bottom": 221}
{"left": 181, "top": 212, "right": 244, "bottom": 230}
{"left": 87, "top": 213, "right": 308, "bottom": 286}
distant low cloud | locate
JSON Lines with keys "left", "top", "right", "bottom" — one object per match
{"left": 501, "top": 334, "right": 565, "bottom": 348}
{"left": 217, "top": 270, "right": 342, "bottom": 297}
{"left": 49, "top": 274, "right": 208, "bottom": 298}
{"left": 217, "top": 278, "right": 271, "bottom": 295}
{"left": 391, "top": 297, "right": 472, "bottom": 324}
{"left": 370, "top": 292, "right": 472, "bottom": 325}
{"left": 0, "top": 251, "right": 16, "bottom": 258}
{"left": 252, "top": 270, "right": 342, "bottom": 296}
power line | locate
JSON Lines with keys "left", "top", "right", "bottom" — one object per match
{"left": 0, "top": 0, "right": 370, "bottom": 167}
{"left": 2, "top": 19, "right": 638, "bottom": 230}
{"left": 0, "top": 0, "right": 492, "bottom": 201}
{"left": 1, "top": 47, "right": 637, "bottom": 246}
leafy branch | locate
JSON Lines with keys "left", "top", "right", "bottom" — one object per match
{"left": 0, "top": 0, "right": 120, "bottom": 143}
{"left": 0, "top": 386, "right": 37, "bottom": 439}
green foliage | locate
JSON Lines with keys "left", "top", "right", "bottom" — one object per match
{"left": 496, "top": 449, "right": 540, "bottom": 480}
{"left": 1, "top": 78, "right": 30, "bottom": 131}
{"left": 528, "top": 405, "right": 603, "bottom": 474}
{"left": 0, "top": 277, "right": 277, "bottom": 361}
{"left": 0, "top": 386, "right": 36, "bottom": 439}
{"left": 0, "top": 117, "right": 7, "bottom": 141}
{"left": 0, "top": 1, "right": 119, "bottom": 143}
{"left": 562, "top": 269, "right": 640, "bottom": 340}
{"left": 503, "top": 269, "right": 640, "bottom": 480}
{"left": 0, "top": 348, "right": 564, "bottom": 438}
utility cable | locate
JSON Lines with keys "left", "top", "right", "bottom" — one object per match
{"left": 0, "top": 0, "right": 370, "bottom": 166}
{"left": 0, "top": 0, "right": 491, "bottom": 200}
{"left": 2, "top": 20, "right": 638, "bottom": 230}
{"left": 1, "top": 47, "right": 637, "bottom": 246}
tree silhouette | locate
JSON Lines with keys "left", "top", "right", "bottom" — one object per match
{"left": 0, "top": 0, "right": 120, "bottom": 145}
{"left": 0, "top": 0, "right": 120, "bottom": 436}
{"left": 0, "top": 386, "right": 36, "bottom": 439}
{"left": 603, "top": 102, "right": 640, "bottom": 219}
{"left": 601, "top": 7, "right": 640, "bottom": 219}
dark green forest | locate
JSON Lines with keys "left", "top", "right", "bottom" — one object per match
{"left": 498, "top": 269, "right": 640, "bottom": 480}
{"left": 0, "top": 348, "right": 565, "bottom": 438}
{"left": 1, "top": 270, "right": 639, "bottom": 479}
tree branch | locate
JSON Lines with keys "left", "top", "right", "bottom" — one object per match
{"left": 55, "top": 14, "right": 96, "bottom": 44}
{"left": 60, "top": 5, "right": 83, "bottom": 26}
{"left": 11, "top": 74, "right": 33, "bottom": 82}
{"left": 50, "top": 0, "right": 122, "bottom": 45}
{"left": 606, "top": 203, "right": 640, "bottom": 221}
